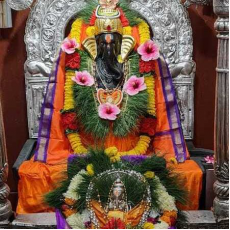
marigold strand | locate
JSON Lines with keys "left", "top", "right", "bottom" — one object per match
{"left": 64, "top": 71, "right": 75, "bottom": 110}
{"left": 123, "top": 26, "right": 132, "bottom": 35}
{"left": 118, "top": 135, "right": 151, "bottom": 156}
{"left": 70, "top": 18, "right": 83, "bottom": 44}
{"left": 145, "top": 76, "right": 156, "bottom": 116}
{"left": 67, "top": 133, "right": 87, "bottom": 154}
{"left": 138, "top": 20, "right": 151, "bottom": 44}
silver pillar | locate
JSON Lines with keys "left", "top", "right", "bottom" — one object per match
{"left": 0, "top": 97, "right": 12, "bottom": 224}
{"left": 0, "top": 1, "right": 12, "bottom": 28}
{"left": 213, "top": 0, "right": 229, "bottom": 227}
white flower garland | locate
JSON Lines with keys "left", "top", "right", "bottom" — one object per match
{"left": 64, "top": 169, "right": 86, "bottom": 200}
{"left": 155, "top": 176, "right": 177, "bottom": 212}
{"left": 64, "top": 174, "right": 177, "bottom": 229}
{"left": 154, "top": 220, "right": 169, "bottom": 229}
{"left": 67, "top": 210, "right": 90, "bottom": 229}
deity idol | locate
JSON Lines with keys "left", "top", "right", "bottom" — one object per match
{"left": 17, "top": 0, "right": 202, "bottom": 215}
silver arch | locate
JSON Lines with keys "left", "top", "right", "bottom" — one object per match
{"left": 22, "top": 0, "right": 195, "bottom": 139}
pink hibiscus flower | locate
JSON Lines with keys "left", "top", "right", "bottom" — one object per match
{"left": 61, "top": 38, "right": 79, "bottom": 54}
{"left": 98, "top": 103, "right": 121, "bottom": 121}
{"left": 137, "top": 40, "right": 160, "bottom": 62}
{"left": 123, "top": 76, "right": 147, "bottom": 96}
{"left": 204, "top": 156, "right": 214, "bottom": 164}
{"left": 72, "top": 71, "right": 94, "bottom": 86}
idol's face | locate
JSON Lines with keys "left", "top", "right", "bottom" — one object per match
{"left": 99, "top": 0, "right": 119, "bottom": 9}
{"left": 96, "top": 33, "right": 122, "bottom": 60}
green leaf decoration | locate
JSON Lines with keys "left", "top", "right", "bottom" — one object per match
{"left": 73, "top": 84, "right": 110, "bottom": 140}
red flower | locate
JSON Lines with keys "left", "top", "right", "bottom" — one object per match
{"left": 90, "top": 10, "right": 97, "bottom": 26}
{"left": 139, "top": 59, "right": 156, "bottom": 74}
{"left": 140, "top": 117, "right": 157, "bottom": 136}
{"left": 102, "top": 218, "right": 126, "bottom": 229}
{"left": 170, "top": 217, "right": 177, "bottom": 227}
{"left": 61, "top": 112, "right": 78, "bottom": 130}
{"left": 119, "top": 8, "right": 130, "bottom": 27}
{"left": 65, "top": 52, "right": 81, "bottom": 70}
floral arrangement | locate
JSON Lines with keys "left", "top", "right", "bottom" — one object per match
{"left": 59, "top": 0, "right": 160, "bottom": 155}
{"left": 45, "top": 150, "right": 187, "bottom": 229}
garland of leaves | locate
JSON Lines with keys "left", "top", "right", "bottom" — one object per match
{"left": 72, "top": 50, "right": 148, "bottom": 139}
{"left": 45, "top": 150, "right": 187, "bottom": 211}
{"left": 73, "top": 84, "right": 110, "bottom": 139}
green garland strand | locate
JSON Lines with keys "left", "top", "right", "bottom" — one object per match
{"left": 45, "top": 150, "right": 187, "bottom": 211}
{"left": 113, "top": 91, "right": 148, "bottom": 136}
{"left": 73, "top": 84, "right": 110, "bottom": 140}
{"left": 118, "top": 0, "right": 142, "bottom": 26}
{"left": 77, "top": 0, "right": 98, "bottom": 24}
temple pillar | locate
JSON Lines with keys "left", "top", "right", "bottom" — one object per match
{"left": 213, "top": 0, "right": 229, "bottom": 227}
{"left": 0, "top": 96, "right": 12, "bottom": 224}
{"left": 0, "top": 0, "right": 12, "bottom": 28}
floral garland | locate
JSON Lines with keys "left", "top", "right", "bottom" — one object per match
{"left": 46, "top": 152, "right": 185, "bottom": 229}
{"left": 138, "top": 20, "right": 151, "bottom": 44}
{"left": 64, "top": 173, "right": 177, "bottom": 229}
{"left": 123, "top": 25, "right": 132, "bottom": 35}
{"left": 105, "top": 135, "right": 151, "bottom": 158}
{"left": 60, "top": 5, "right": 160, "bottom": 154}
{"left": 145, "top": 75, "right": 156, "bottom": 117}
{"left": 69, "top": 18, "right": 83, "bottom": 44}
{"left": 67, "top": 133, "right": 87, "bottom": 154}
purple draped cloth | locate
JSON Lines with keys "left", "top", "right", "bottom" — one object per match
{"left": 56, "top": 209, "right": 70, "bottom": 229}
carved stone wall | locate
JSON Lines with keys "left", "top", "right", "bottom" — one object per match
{"left": 7, "top": 0, "right": 196, "bottom": 140}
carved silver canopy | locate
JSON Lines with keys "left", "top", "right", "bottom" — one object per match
{"left": 21, "top": 0, "right": 195, "bottom": 139}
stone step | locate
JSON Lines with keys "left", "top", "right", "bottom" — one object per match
{"left": 2, "top": 210, "right": 220, "bottom": 229}
{"left": 11, "top": 213, "right": 56, "bottom": 229}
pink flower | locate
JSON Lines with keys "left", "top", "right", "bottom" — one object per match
{"left": 98, "top": 103, "right": 121, "bottom": 121}
{"left": 137, "top": 40, "right": 160, "bottom": 62}
{"left": 72, "top": 71, "right": 94, "bottom": 86}
{"left": 61, "top": 38, "right": 79, "bottom": 54}
{"left": 123, "top": 76, "right": 147, "bottom": 96}
{"left": 204, "top": 156, "right": 214, "bottom": 164}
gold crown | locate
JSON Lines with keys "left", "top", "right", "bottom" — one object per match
{"left": 94, "top": 18, "right": 123, "bottom": 36}
{"left": 94, "top": 6, "right": 123, "bottom": 36}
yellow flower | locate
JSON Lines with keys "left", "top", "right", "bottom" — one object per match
{"left": 110, "top": 155, "right": 121, "bottom": 163}
{"left": 138, "top": 20, "right": 151, "bottom": 44}
{"left": 143, "top": 222, "right": 155, "bottom": 229}
{"left": 86, "top": 164, "right": 94, "bottom": 176}
{"left": 117, "top": 55, "right": 123, "bottom": 63}
{"left": 86, "top": 26, "right": 95, "bottom": 37}
{"left": 144, "top": 171, "right": 155, "bottom": 179}
{"left": 145, "top": 76, "right": 156, "bottom": 116}
{"left": 70, "top": 18, "right": 83, "bottom": 44}
{"left": 170, "top": 157, "right": 178, "bottom": 165}
{"left": 123, "top": 26, "right": 132, "bottom": 35}
{"left": 105, "top": 147, "right": 118, "bottom": 157}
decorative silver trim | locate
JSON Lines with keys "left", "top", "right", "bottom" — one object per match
{"left": 6, "top": 0, "right": 33, "bottom": 11}
{"left": 184, "top": 0, "right": 211, "bottom": 8}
